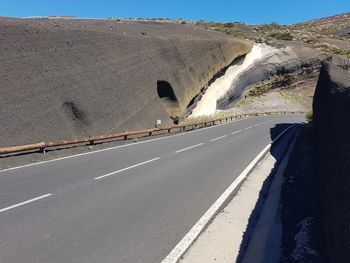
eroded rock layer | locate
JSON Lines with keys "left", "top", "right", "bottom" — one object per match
{"left": 217, "top": 44, "right": 324, "bottom": 109}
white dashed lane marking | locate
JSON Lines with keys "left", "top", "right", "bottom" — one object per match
{"left": 174, "top": 143, "right": 204, "bottom": 154}
{"left": 210, "top": 135, "right": 228, "bottom": 142}
{"left": 0, "top": 194, "right": 52, "bottom": 214}
{"left": 232, "top": 130, "right": 242, "bottom": 135}
{"left": 94, "top": 157, "right": 160, "bottom": 180}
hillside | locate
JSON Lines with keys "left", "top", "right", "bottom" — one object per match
{"left": 292, "top": 13, "right": 350, "bottom": 38}
{"left": 0, "top": 17, "right": 251, "bottom": 147}
{"left": 1, "top": 14, "right": 349, "bottom": 148}
{"left": 190, "top": 14, "right": 350, "bottom": 118}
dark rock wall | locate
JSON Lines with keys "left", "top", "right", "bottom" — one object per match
{"left": 0, "top": 17, "right": 252, "bottom": 147}
{"left": 312, "top": 61, "right": 350, "bottom": 263}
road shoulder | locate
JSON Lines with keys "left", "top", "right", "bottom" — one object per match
{"left": 180, "top": 126, "right": 298, "bottom": 263}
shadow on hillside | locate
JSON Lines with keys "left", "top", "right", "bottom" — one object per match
{"left": 235, "top": 122, "right": 299, "bottom": 263}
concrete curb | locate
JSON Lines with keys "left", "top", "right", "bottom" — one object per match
{"left": 241, "top": 128, "right": 301, "bottom": 263}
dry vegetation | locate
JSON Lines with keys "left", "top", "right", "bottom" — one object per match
{"left": 195, "top": 13, "right": 350, "bottom": 55}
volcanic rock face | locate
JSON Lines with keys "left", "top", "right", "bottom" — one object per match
{"left": 312, "top": 61, "right": 350, "bottom": 263}
{"left": 0, "top": 17, "right": 252, "bottom": 147}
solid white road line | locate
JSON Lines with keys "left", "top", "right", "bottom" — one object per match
{"left": 161, "top": 123, "right": 300, "bottom": 263}
{"left": 210, "top": 135, "right": 228, "bottom": 142}
{"left": 174, "top": 143, "right": 204, "bottom": 154}
{"left": 162, "top": 144, "right": 272, "bottom": 263}
{"left": 231, "top": 130, "right": 242, "bottom": 135}
{"left": 94, "top": 157, "right": 160, "bottom": 180}
{"left": 245, "top": 126, "right": 253, "bottom": 130}
{"left": 0, "top": 194, "right": 52, "bottom": 214}
{"left": 254, "top": 123, "right": 261, "bottom": 127}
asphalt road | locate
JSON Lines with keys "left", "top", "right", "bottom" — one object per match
{"left": 0, "top": 115, "right": 304, "bottom": 263}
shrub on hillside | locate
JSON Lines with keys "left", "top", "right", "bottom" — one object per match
{"left": 273, "top": 74, "right": 296, "bottom": 87}
{"left": 269, "top": 30, "right": 294, "bottom": 40}
{"left": 224, "top": 22, "right": 234, "bottom": 28}
{"left": 306, "top": 111, "right": 313, "bottom": 122}
{"left": 258, "top": 22, "right": 284, "bottom": 32}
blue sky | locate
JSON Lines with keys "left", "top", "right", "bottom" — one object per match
{"left": 1, "top": 0, "right": 349, "bottom": 25}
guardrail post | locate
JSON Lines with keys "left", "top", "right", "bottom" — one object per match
{"left": 168, "top": 129, "right": 171, "bottom": 133}
{"left": 124, "top": 135, "right": 128, "bottom": 140}
{"left": 40, "top": 147, "right": 46, "bottom": 154}
{"left": 89, "top": 140, "right": 94, "bottom": 146}
{"left": 149, "top": 132, "right": 152, "bottom": 136}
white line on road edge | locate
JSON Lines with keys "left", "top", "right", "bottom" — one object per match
{"left": 232, "top": 130, "right": 242, "bottom": 135}
{"left": 210, "top": 135, "right": 227, "bottom": 142}
{"left": 174, "top": 143, "right": 204, "bottom": 154}
{"left": 245, "top": 126, "right": 253, "bottom": 130}
{"left": 254, "top": 123, "right": 261, "bottom": 127}
{"left": 94, "top": 157, "right": 160, "bottom": 180}
{"left": 161, "top": 124, "right": 299, "bottom": 263}
{"left": 0, "top": 194, "right": 52, "bottom": 214}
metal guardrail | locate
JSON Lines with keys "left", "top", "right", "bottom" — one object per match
{"left": 0, "top": 111, "right": 305, "bottom": 155}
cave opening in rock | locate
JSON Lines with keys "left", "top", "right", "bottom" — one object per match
{"left": 157, "top": 80, "right": 181, "bottom": 124}
{"left": 157, "top": 80, "right": 178, "bottom": 103}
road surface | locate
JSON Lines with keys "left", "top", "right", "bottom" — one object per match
{"left": 0, "top": 114, "right": 304, "bottom": 263}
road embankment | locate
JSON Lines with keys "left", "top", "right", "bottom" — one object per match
{"left": 312, "top": 61, "right": 350, "bottom": 263}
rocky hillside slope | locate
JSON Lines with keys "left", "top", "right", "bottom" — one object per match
{"left": 312, "top": 61, "right": 350, "bottom": 263}
{"left": 292, "top": 13, "right": 350, "bottom": 39}
{"left": 0, "top": 17, "right": 251, "bottom": 147}
{"left": 186, "top": 13, "right": 349, "bottom": 119}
